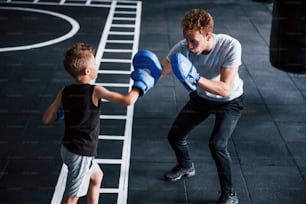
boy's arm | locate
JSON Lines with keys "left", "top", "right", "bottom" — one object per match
{"left": 42, "top": 89, "right": 63, "bottom": 124}
{"left": 93, "top": 86, "right": 140, "bottom": 106}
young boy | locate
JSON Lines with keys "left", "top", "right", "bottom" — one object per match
{"left": 42, "top": 43, "right": 159, "bottom": 204}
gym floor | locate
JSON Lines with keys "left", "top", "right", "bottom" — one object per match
{"left": 0, "top": 0, "right": 306, "bottom": 203}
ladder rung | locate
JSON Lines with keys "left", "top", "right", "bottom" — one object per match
{"left": 116, "top": 5, "right": 137, "bottom": 9}
{"left": 99, "top": 135, "right": 125, "bottom": 140}
{"left": 100, "top": 115, "right": 127, "bottom": 119}
{"left": 95, "top": 159, "right": 122, "bottom": 164}
{"left": 103, "top": 48, "right": 132, "bottom": 53}
{"left": 109, "top": 31, "right": 134, "bottom": 35}
{"left": 111, "top": 24, "right": 135, "bottom": 28}
{"left": 107, "top": 40, "right": 134, "bottom": 44}
{"left": 100, "top": 188, "right": 120, "bottom": 194}
{"left": 101, "top": 59, "right": 131, "bottom": 63}
{"left": 115, "top": 11, "right": 136, "bottom": 15}
{"left": 95, "top": 83, "right": 130, "bottom": 87}
{"left": 98, "top": 70, "right": 131, "bottom": 74}
{"left": 113, "top": 17, "right": 135, "bottom": 21}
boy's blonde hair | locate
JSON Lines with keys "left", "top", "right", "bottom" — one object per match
{"left": 64, "top": 43, "right": 95, "bottom": 78}
{"left": 181, "top": 9, "right": 214, "bottom": 36}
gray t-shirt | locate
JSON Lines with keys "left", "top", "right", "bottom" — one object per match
{"left": 167, "top": 34, "right": 243, "bottom": 102}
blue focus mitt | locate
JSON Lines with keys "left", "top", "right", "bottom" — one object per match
{"left": 170, "top": 53, "right": 200, "bottom": 92}
{"left": 131, "top": 50, "right": 162, "bottom": 95}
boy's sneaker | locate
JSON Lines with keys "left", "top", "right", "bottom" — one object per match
{"left": 164, "top": 163, "right": 195, "bottom": 181}
{"left": 216, "top": 192, "right": 238, "bottom": 204}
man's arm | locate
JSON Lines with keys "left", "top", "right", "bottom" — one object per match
{"left": 160, "top": 58, "right": 172, "bottom": 78}
{"left": 197, "top": 66, "right": 238, "bottom": 97}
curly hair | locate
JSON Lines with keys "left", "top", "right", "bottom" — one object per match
{"left": 63, "top": 43, "right": 95, "bottom": 78}
{"left": 181, "top": 9, "right": 214, "bottom": 35}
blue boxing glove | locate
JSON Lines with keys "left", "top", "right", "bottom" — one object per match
{"left": 55, "top": 106, "right": 64, "bottom": 121}
{"left": 131, "top": 69, "right": 154, "bottom": 95}
{"left": 132, "top": 50, "right": 162, "bottom": 86}
{"left": 170, "top": 53, "right": 200, "bottom": 92}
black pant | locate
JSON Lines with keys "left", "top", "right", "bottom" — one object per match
{"left": 168, "top": 92, "right": 243, "bottom": 195}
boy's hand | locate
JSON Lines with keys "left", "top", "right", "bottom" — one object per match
{"left": 132, "top": 50, "right": 162, "bottom": 86}
{"left": 56, "top": 106, "right": 65, "bottom": 121}
{"left": 131, "top": 69, "right": 154, "bottom": 95}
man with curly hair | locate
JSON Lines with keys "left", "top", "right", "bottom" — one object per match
{"left": 161, "top": 9, "right": 243, "bottom": 204}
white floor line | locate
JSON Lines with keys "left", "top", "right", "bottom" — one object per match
{"left": 50, "top": 164, "right": 68, "bottom": 204}
{"left": 0, "top": 7, "right": 79, "bottom": 52}
{"left": 116, "top": 5, "right": 137, "bottom": 9}
{"left": 98, "top": 70, "right": 131, "bottom": 74}
{"left": 100, "top": 115, "right": 128, "bottom": 120}
{"left": 6, "top": 0, "right": 111, "bottom": 7}
{"left": 117, "top": 3, "right": 141, "bottom": 203}
{"left": 113, "top": 17, "right": 136, "bottom": 21}
{"left": 95, "top": 1, "right": 117, "bottom": 69}
{"left": 100, "top": 188, "right": 120, "bottom": 194}
{"left": 111, "top": 24, "right": 135, "bottom": 28}
{"left": 109, "top": 31, "right": 135, "bottom": 35}
{"left": 101, "top": 59, "right": 131, "bottom": 63}
{"left": 85, "top": 0, "right": 92, "bottom": 5}
{"left": 104, "top": 48, "right": 132, "bottom": 53}
{"left": 99, "top": 135, "right": 125, "bottom": 140}
{"left": 95, "top": 83, "right": 130, "bottom": 87}
{"left": 107, "top": 40, "right": 134, "bottom": 43}
{"left": 108, "top": 2, "right": 141, "bottom": 204}
{"left": 95, "top": 159, "right": 122, "bottom": 164}
{"left": 115, "top": 11, "right": 136, "bottom": 14}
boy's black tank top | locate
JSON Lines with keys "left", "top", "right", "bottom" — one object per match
{"left": 61, "top": 84, "right": 100, "bottom": 156}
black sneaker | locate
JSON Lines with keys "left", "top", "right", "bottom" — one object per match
{"left": 216, "top": 192, "right": 238, "bottom": 204}
{"left": 164, "top": 163, "right": 195, "bottom": 181}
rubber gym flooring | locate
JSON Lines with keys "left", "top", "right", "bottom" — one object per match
{"left": 1, "top": 0, "right": 306, "bottom": 204}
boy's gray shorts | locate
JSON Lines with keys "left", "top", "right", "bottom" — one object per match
{"left": 61, "top": 145, "right": 101, "bottom": 197}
